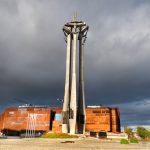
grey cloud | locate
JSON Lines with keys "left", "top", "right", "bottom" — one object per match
{"left": 0, "top": 0, "right": 150, "bottom": 126}
{"left": 115, "top": 99, "right": 150, "bottom": 126}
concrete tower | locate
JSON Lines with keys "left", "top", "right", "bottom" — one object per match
{"left": 62, "top": 18, "right": 89, "bottom": 134}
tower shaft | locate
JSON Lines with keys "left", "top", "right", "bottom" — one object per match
{"left": 69, "top": 33, "right": 77, "bottom": 134}
{"left": 62, "top": 34, "right": 71, "bottom": 133}
{"left": 78, "top": 33, "right": 85, "bottom": 133}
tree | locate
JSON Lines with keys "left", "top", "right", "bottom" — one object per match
{"left": 124, "top": 126, "right": 132, "bottom": 135}
{"left": 137, "top": 127, "right": 150, "bottom": 139}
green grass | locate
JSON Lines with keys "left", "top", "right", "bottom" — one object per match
{"left": 120, "top": 139, "right": 129, "bottom": 144}
{"left": 41, "top": 133, "right": 78, "bottom": 138}
{"left": 130, "top": 138, "right": 139, "bottom": 143}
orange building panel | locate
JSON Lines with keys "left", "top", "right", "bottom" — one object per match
{"left": 52, "top": 121, "right": 62, "bottom": 133}
{"left": 85, "top": 108, "right": 112, "bottom": 132}
{"left": 1, "top": 107, "right": 52, "bottom": 132}
{"left": 0, "top": 106, "right": 120, "bottom": 134}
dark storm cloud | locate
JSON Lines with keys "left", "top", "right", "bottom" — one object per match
{"left": 0, "top": 0, "right": 150, "bottom": 126}
{"left": 115, "top": 99, "right": 150, "bottom": 126}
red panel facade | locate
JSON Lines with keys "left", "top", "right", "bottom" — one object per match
{"left": 85, "top": 107, "right": 120, "bottom": 133}
{"left": 85, "top": 108, "right": 111, "bottom": 132}
{"left": 0, "top": 107, "right": 52, "bottom": 132}
{"left": 0, "top": 107, "right": 120, "bottom": 134}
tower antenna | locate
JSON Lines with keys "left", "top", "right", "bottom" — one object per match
{"left": 73, "top": 12, "right": 78, "bottom": 21}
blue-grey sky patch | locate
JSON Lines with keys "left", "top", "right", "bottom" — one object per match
{"left": 0, "top": 0, "right": 150, "bottom": 126}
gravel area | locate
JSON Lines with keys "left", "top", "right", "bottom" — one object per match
{"left": 0, "top": 138, "right": 150, "bottom": 150}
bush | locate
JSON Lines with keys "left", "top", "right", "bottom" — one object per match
{"left": 41, "top": 133, "right": 78, "bottom": 138}
{"left": 130, "top": 138, "right": 139, "bottom": 143}
{"left": 120, "top": 139, "right": 129, "bottom": 144}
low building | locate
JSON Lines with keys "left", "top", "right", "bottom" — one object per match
{"left": 0, "top": 105, "right": 120, "bottom": 136}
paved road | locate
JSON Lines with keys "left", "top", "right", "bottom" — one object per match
{"left": 0, "top": 138, "right": 150, "bottom": 150}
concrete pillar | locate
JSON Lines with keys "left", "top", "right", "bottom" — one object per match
{"left": 78, "top": 34, "right": 86, "bottom": 134}
{"left": 69, "top": 32, "right": 77, "bottom": 134}
{"left": 62, "top": 34, "right": 71, "bottom": 133}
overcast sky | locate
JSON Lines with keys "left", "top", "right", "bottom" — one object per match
{"left": 0, "top": 0, "right": 150, "bottom": 127}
